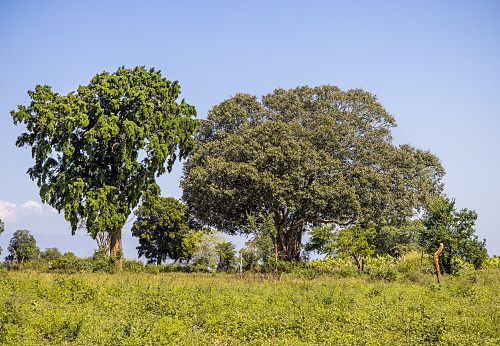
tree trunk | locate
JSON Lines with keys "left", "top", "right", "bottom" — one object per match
{"left": 275, "top": 225, "right": 303, "bottom": 261}
{"left": 110, "top": 229, "right": 123, "bottom": 272}
{"left": 157, "top": 256, "right": 162, "bottom": 266}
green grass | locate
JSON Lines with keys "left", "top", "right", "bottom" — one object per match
{"left": 1, "top": 269, "right": 499, "bottom": 345}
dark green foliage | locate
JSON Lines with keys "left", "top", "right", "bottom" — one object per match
{"left": 215, "top": 241, "right": 236, "bottom": 271}
{"left": 369, "top": 220, "right": 423, "bottom": 257}
{"left": 182, "top": 86, "right": 444, "bottom": 260}
{"left": 131, "top": 197, "right": 194, "bottom": 265}
{"left": 11, "top": 66, "right": 198, "bottom": 261}
{"left": 420, "top": 197, "right": 488, "bottom": 274}
{"left": 5, "top": 230, "right": 40, "bottom": 263}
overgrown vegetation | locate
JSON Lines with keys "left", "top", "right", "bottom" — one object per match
{"left": 0, "top": 266, "right": 499, "bottom": 345}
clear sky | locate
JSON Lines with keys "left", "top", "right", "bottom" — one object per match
{"left": 1, "top": 0, "right": 499, "bottom": 259}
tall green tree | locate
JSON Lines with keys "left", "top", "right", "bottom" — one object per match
{"left": 181, "top": 86, "right": 445, "bottom": 260}
{"left": 131, "top": 197, "right": 194, "bottom": 265}
{"left": 420, "top": 197, "right": 487, "bottom": 273}
{"left": 6, "top": 229, "right": 40, "bottom": 263}
{"left": 11, "top": 66, "right": 197, "bottom": 270}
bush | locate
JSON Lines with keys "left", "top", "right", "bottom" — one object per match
{"left": 370, "top": 267, "right": 398, "bottom": 282}
{"left": 90, "top": 255, "right": 117, "bottom": 274}
{"left": 50, "top": 256, "right": 92, "bottom": 273}
{"left": 122, "top": 259, "right": 145, "bottom": 273}
{"left": 145, "top": 264, "right": 160, "bottom": 274}
{"left": 262, "top": 258, "right": 308, "bottom": 273}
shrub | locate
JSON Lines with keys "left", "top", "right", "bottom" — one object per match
{"left": 122, "top": 259, "right": 144, "bottom": 273}
{"left": 370, "top": 267, "right": 398, "bottom": 282}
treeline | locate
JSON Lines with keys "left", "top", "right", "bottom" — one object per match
{"left": 1, "top": 193, "right": 498, "bottom": 276}
{"left": 6, "top": 67, "right": 497, "bottom": 276}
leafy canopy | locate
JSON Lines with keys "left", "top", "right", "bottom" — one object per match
{"left": 6, "top": 229, "right": 40, "bottom": 263}
{"left": 182, "top": 86, "right": 445, "bottom": 260}
{"left": 131, "top": 197, "right": 194, "bottom": 265}
{"left": 215, "top": 241, "right": 237, "bottom": 271}
{"left": 11, "top": 66, "right": 197, "bottom": 241}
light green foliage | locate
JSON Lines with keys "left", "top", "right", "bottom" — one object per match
{"left": 242, "top": 213, "right": 276, "bottom": 270}
{"left": 182, "top": 86, "right": 444, "bottom": 260}
{"left": 304, "top": 224, "right": 338, "bottom": 256}
{"left": 179, "top": 229, "right": 202, "bottom": 263}
{"left": 1, "top": 271, "right": 499, "bottom": 344}
{"left": 11, "top": 67, "right": 197, "bottom": 253}
{"left": 420, "top": 197, "right": 488, "bottom": 273}
{"left": 484, "top": 256, "right": 500, "bottom": 269}
{"left": 191, "top": 230, "right": 230, "bottom": 269}
{"left": 334, "top": 226, "right": 374, "bottom": 270}
{"left": 5, "top": 229, "right": 40, "bottom": 263}
{"left": 131, "top": 197, "right": 194, "bottom": 265}
{"left": 305, "top": 225, "right": 374, "bottom": 270}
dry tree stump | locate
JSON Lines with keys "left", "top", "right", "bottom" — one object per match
{"left": 433, "top": 243, "right": 444, "bottom": 284}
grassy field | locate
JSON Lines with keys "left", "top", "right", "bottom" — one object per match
{"left": 1, "top": 269, "right": 499, "bottom": 345}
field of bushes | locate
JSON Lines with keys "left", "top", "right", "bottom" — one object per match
{"left": 1, "top": 257, "right": 499, "bottom": 345}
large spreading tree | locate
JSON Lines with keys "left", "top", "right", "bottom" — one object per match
{"left": 11, "top": 66, "right": 197, "bottom": 270}
{"left": 181, "top": 86, "right": 445, "bottom": 260}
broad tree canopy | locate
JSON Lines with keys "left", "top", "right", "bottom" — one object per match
{"left": 181, "top": 86, "right": 444, "bottom": 260}
{"left": 11, "top": 66, "right": 197, "bottom": 268}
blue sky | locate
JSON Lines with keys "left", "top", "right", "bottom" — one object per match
{"left": 1, "top": 0, "right": 499, "bottom": 259}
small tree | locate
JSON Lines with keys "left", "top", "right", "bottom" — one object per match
{"left": 6, "top": 230, "right": 40, "bottom": 263}
{"left": 178, "top": 230, "right": 202, "bottom": 264}
{"left": 420, "top": 197, "right": 487, "bottom": 274}
{"left": 305, "top": 224, "right": 374, "bottom": 270}
{"left": 40, "top": 247, "right": 63, "bottom": 262}
{"left": 304, "top": 224, "right": 338, "bottom": 257}
{"left": 132, "top": 197, "right": 193, "bottom": 265}
{"left": 242, "top": 213, "right": 275, "bottom": 269}
{"left": 369, "top": 220, "right": 423, "bottom": 257}
{"left": 215, "top": 241, "right": 237, "bottom": 271}
{"left": 192, "top": 230, "right": 226, "bottom": 269}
